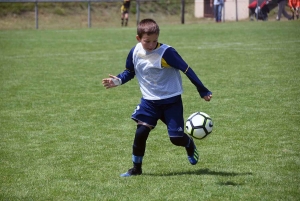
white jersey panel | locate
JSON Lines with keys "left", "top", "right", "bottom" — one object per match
{"left": 132, "top": 43, "right": 183, "bottom": 100}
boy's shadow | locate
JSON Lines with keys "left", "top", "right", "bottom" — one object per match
{"left": 144, "top": 168, "right": 253, "bottom": 177}
{"left": 144, "top": 168, "right": 252, "bottom": 186}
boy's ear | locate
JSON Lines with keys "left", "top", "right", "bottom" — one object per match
{"left": 136, "top": 35, "right": 141, "bottom": 42}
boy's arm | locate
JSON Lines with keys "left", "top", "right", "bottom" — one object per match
{"left": 117, "top": 47, "right": 136, "bottom": 84}
{"left": 163, "top": 47, "right": 212, "bottom": 99}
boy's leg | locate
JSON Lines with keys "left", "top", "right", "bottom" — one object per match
{"left": 186, "top": 136, "right": 199, "bottom": 165}
{"left": 169, "top": 134, "right": 199, "bottom": 165}
{"left": 120, "top": 124, "right": 151, "bottom": 177}
{"left": 162, "top": 98, "right": 199, "bottom": 165}
{"left": 132, "top": 124, "right": 150, "bottom": 157}
{"left": 121, "top": 100, "right": 158, "bottom": 177}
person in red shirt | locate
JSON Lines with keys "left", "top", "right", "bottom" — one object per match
{"left": 288, "top": 0, "right": 299, "bottom": 19}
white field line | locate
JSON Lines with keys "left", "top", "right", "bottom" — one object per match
{"left": 1, "top": 49, "right": 129, "bottom": 59}
{"left": 0, "top": 38, "right": 102, "bottom": 43}
{"left": 177, "top": 40, "right": 300, "bottom": 50}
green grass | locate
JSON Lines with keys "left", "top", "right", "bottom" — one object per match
{"left": 1, "top": 21, "right": 300, "bottom": 200}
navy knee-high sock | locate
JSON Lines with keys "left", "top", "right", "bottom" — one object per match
{"left": 132, "top": 125, "right": 150, "bottom": 169}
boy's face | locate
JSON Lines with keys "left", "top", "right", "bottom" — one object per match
{"left": 136, "top": 34, "right": 158, "bottom": 52}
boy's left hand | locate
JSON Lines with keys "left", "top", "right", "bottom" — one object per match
{"left": 102, "top": 74, "right": 121, "bottom": 89}
{"left": 203, "top": 94, "right": 212, "bottom": 101}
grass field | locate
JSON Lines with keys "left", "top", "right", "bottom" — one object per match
{"left": 1, "top": 21, "right": 300, "bottom": 200}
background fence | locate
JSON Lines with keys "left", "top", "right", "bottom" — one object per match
{"left": 0, "top": 0, "right": 198, "bottom": 29}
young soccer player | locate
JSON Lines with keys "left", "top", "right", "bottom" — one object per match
{"left": 121, "top": 0, "right": 130, "bottom": 26}
{"left": 102, "top": 19, "right": 212, "bottom": 177}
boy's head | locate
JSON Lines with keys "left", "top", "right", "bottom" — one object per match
{"left": 136, "top": 19, "right": 160, "bottom": 52}
{"left": 137, "top": 18, "right": 160, "bottom": 38}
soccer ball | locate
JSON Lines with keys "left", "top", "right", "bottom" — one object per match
{"left": 186, "top": 112, "right": 213, "bottom": 140}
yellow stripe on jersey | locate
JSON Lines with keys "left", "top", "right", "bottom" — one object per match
{"left": 154, "top": 43, "right": 170, "bottom": 68}
{"left": 161, "top": 58, "right": 170, "bottom": 68}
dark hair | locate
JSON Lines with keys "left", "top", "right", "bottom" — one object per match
{"left": 137, "top": 19, "right": 160, "bottom": 38}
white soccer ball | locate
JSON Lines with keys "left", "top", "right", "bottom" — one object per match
{"left": 186, "top": 112, "right": 213, "bottom": 140}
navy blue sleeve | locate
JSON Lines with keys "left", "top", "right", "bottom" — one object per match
{"left": 163, "top": 47, "right": 212, "bottom": 98}
{"left": 116, "top": 47, "right": 136, "bottom": 84}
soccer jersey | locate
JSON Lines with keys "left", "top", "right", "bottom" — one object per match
{"left": 117, "top": 42, "right": 211, "bottom": 101}
{"left": 121, "top": 0, "right": 130, "bottom": 13}
{"left": 132, "top": 43, "right": 182, "bottom": 100}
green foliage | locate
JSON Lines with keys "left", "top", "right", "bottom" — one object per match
{"left": 53, "top": 7, "right": 66, "bottom": 16}
{"left": 0, "top": 2, "right": 35, "bottom": 16}
{"left": 156, "top": 0, "right": 181, "bottom": 15}
{"left": 0, "top": 21, "right": 300, "bottom": 200}
{"left": 0, "top": 2, "right": 88, "bottom": 16}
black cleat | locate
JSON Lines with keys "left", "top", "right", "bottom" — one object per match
{"left": 120, "top": 167, "right": 142, "bottom": 177}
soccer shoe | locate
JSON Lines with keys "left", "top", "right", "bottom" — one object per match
{"left": 188, "top": 147, "right": 199, "bottom": 165}
{"left": 120, "top": 167, "right": 142, "bottom": 177}
{"left": 186, "top": 137, "right": 199, "bottom": 165}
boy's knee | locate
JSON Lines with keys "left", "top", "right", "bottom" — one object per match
{"left": 169, "top": 130, "right": 191, "bottom": 147}
{"left": 134, "top": 125, "right": 151, "bottom": 142}
{"left": 132, "top": 125, "right": 151, "bottom": 156}
{"left": 170, "top": 136, "right": 187, "bottom": 147}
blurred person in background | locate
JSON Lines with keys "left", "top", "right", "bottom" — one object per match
{"left": 276, "top": 0, "right": 293, "bottom": 20}
{"left": 288, "top": 0, "right": 299, "bottom": 19}
{"left": 210, "top": 0, "right": 225, "bottom": 22}
{"left": 121, "top": 0, "right": 131, "bottom": 26}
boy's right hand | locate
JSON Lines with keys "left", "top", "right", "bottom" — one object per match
{"left": 102, "top": 74, "right": 122, "bottom": 89}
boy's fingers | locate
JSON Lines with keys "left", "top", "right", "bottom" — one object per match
{"left": 109, "top": 74, "right": 118, "bottom": 79}
{"left": 204, "top": 95, "right": 212, "bottom": 101}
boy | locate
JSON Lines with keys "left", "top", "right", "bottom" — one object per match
{"left": 102, "top": 19, "right": 212, "bottom": 177}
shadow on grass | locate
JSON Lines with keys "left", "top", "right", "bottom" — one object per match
{"left": 217, "top": 181, "right": 242, "bottom": 186}
{"left": 144, "top": 168, "right": 253, "bottom": 177}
